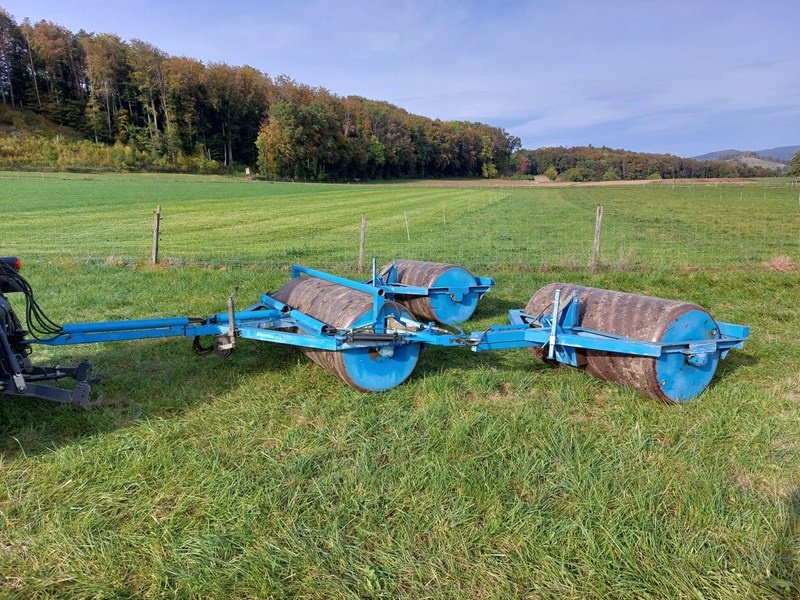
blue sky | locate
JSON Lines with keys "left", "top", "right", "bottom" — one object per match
{"left": 4, "top": 0, "right": 799, "bottom": 156}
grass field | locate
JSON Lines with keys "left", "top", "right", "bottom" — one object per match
{"left": 1, "top": 173, "right": 799, "bottom": 597}
{"left": 2, "top": 171, "right": 799, "bottom": 270}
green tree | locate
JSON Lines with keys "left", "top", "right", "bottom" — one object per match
{"left": 790, "top": 151, "right": 800, "bottom": 177}
{"left": 2, "top": 9, "right": 523, "bottom": 179}
{"left": 256, "top": 101, "right": 299, "bottom": 178}
{"left": 563, "top": 166, "right": 593, "bottom": 182}
{"left": 366, "top": 135, "right": 385, "bottom": 178}
{"left": 544, "top": 165, "right": 558, "bottom": 180}
{"left": 0, "top": 9, "right": 29, "bottom": 108}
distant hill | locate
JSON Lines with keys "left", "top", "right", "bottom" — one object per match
{"left": 514, "top": 145, "right": 776, "bottom": 182}
{"left": 754, "top": 145, "right": 800, "bottom": 161}
{"left": 693, "top": 149, "right": 742, "bottom": 161}
{"left": 692, "top": 145, "right": 798, "bottom": 172}
{"left": 694, "top": 145, "right": 799, "bottom": 162}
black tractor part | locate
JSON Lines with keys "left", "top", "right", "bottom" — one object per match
{"left": 0, "top": 257, "right": 100, "bottom": 409}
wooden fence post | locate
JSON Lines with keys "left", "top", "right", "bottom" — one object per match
{"left": 590, "top": 204, "right": 603, "bottom": 273}
{"left": 151, "top": 205, "right": 161, "bottom": 265}
{"left": 358, "top": 213, "right": 366, "bottom": 274}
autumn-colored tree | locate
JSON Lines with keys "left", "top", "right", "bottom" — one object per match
{"left": 82, "top": 34, "right": 129, "bottom": 140}
{"left": 0, "top": 8, "right": 527, "bottom": 178}
{"left": 256, "top": 101, "right": 299, "bottom": 178}
{"left": 27, "top": 20, "right": 85, "bottom": 124}
{"left": 128, "top": 39, "right": 173, "bottom": 152}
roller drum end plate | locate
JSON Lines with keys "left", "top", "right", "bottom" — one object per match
{"left": 428, "top": 267, "right": 481, "bottom": 325}
{"left": 654, "top": 309, "right": 720, "bottom": 402}
{"left": 340, "top": 343, "right": 421, "bottom": 392}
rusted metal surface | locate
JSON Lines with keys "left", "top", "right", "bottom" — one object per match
{"left": 526, "top": 283, "right": 713, "bottom": 402}
{"left": 272, "top": 276, "right": 412, "bottom": 390}
{"left": 382, "top": 259, "right": 462, "bottom": 323}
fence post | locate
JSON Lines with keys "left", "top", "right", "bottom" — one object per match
{"left": 590, "top": 204, "right": 603, "bottom": 273}
{"left": 151, "top": 205, "right": 161, "bottom": 265}
{"left": 358, "top": 213, "right": 366, "bottom": 274}
{"left": 404, "top": 211, "right": 410, "bottom": 242}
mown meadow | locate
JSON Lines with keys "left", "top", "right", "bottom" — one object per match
{"left": 1, "top": 173, "right": 798, "bottom": 597}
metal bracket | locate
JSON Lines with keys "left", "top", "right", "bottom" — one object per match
{"left": 0, "top": 360, "right": 101, "bottom": 410}
{"left": 216, "top": 286, "right": 239, "bottom": 352}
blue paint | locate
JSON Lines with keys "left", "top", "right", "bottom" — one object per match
{"left": 428, "top": 267, "right": 481, "bottom": 325}
{"left": 342, "top": 303, "right": 421, "bottom": 390}
{"left": 655, "top": 309, "right": 720, "bottom": 402}
{"left": 62, "top": 317, "right": 190, "bottom": 333}
{"left": 340, "top": 343, "right": 421, "bottom": 391}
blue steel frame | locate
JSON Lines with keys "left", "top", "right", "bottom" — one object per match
{"left": 407, "top": 289, "right": 748, "bottom": 365}
{"left": 33, "top": 266, "right": 749, "bottom": 372}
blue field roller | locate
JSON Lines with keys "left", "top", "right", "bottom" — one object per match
{"left": 525, "top": 284, "right": 732, "bottom": 402}
{"left": 377, "top": 260, "right": 494, "bottom": 325}
{"left": 0, "top": 256, "right": 749, "bottom": 408}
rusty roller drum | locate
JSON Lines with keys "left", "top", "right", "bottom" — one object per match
{"left": 526, "top": 284, "right": 722, "bottom": 402}
{"left": 383, "top": 260, "right": 482, "bottom": 325}
{"left": 272, "top": 277, "right": 420, "bottom": 391}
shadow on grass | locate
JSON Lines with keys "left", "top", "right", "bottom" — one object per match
{"left": 703, "top": 352, "right": 760, "bottom": 397}
{"left": 768, "top": 486, "right": 799, "bottom": 597}
{"left": 1, "top": 312, "right": 756, "bottom": 459}
{"left": 0, "top": 337, "right": 300, "bottom": 459}
{"left": 415, "top": 341, "right": 548, "bottom": 380}
{"left": 714, "top": 350, "right": 759, "bottom": 375}
{"left": 472, "top": 295, "right": 527, "bottom": 321}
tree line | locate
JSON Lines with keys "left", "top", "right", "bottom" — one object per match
{"left": 514, "top": 146, "right": 775, "bottom": 181}
{"left": 0, "top": 8, "right": 787, "bottom": 181}
{"left": 0, "top": 8, "right": 519, "bottom": 178}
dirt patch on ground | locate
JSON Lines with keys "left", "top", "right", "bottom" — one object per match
{"left": 734, "top": 473, "right": 794, "bottom": 500}
{"left": 762, "top": 255, "right": 798, "bottom": 272}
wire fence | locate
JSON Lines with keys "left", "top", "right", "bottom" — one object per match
{"left": 2, "top": 172, "right": 799, "bottom": 273}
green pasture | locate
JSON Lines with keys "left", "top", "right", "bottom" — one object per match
{"left": 2, "top": 171, "right": 798, "bottom": 270}
{"left": 0, "top": 173, "right": 798, "bottom": 598}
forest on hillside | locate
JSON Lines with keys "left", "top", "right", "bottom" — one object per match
{"left": 0, "top": 8, "right": 784, "bottom": 180}
{"left": 514, "top": 146, "right": 776, "bottom": 181}
{"left": 0, "top": 8, "right": 519, "bottom": 178}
